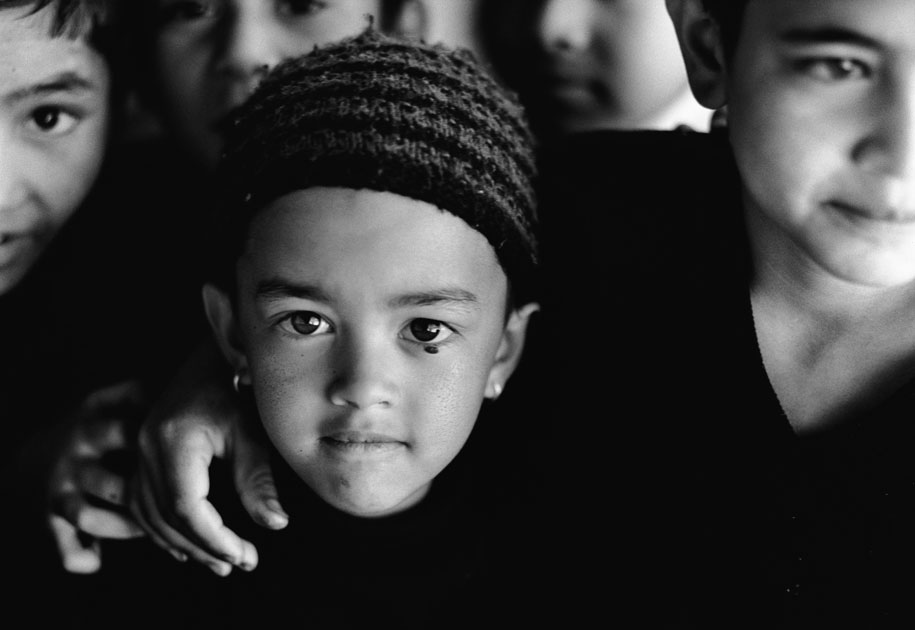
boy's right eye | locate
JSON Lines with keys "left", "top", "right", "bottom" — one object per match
{"left": 26, "top": 106, "right": 79, "bottom": 136}
{"left": 796, "top": 57, "right": 871, "bottom": 82}
{"left": 278, "top": 0, "right": 328, "bottom": 17}
{"left": 279, "top": 311, "right": 334, "bottom": 336}
{"left": 156, "top": 0, "right": 218, "bottom": 25}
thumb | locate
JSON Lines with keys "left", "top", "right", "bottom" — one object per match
{"left": 233, "top": 436, "right": 288, "bottom": 530}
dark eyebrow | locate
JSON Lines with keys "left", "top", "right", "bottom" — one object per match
{"left": 254, "top": 280, "right": 479, "bottom": 310}
{"left": 779, "top": 27, "right": 882, "bottom": 51}
{"left": 255, "top": 278, "right": 331, "bottom": 303}
{"left": 6, "top": 71, "right": 98, "bottom": 103}
{"left": 389, "top": 289, "right": 480, "bottom": 310}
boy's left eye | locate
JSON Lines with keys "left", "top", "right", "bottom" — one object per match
{"left": 26, "top": 106, "right": 79, "bottom": 135}
{"left": 799, "top": 57, "right": 871, "bottom": 82}
{"left": 280, "top": 311, "right": 333, "bottom": 336}
{"left": 278, "top": 0, "right": 328, "bottom": 17}
{"left": 403, "top": 318, "right": 454, "bottom": 344}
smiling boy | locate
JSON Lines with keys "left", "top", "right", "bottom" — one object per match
{"left": 536, "top": 0, "right": 915, "bottom": 624}
{"left": 0, "top": 0, "right": 110, "bottom": 295}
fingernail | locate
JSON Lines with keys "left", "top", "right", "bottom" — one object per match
{"left": 265, "top": 501, "right": 289, "bottom": 528}
{"left": 171, "top": 550, "right": 188, "bottom": 563}
{"left": 266, "top": 499, "right": 288, "bottom": 517}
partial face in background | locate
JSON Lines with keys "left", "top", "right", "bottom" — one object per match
{"left": 481, "top": 0, "right": 691, "bottom": 137}
{"left": 724, "top": 0, "right": 915, "bottom": 287}
{"left": 0, "top": 5, "right": 110, "bottom": 295}
{"left": 207, "top": 187, "right": 532, "bottom": 517}
{"left": 147, "top": 0, "right": 383, "bottom": 169}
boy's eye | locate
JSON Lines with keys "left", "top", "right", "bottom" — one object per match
{"left": 278, "top": 0, "right": 328, "bottom": 17}
{"left": 799, "top": 57, "right": 870, "bottom": 82}
{"left": 404, "top": 319, "right": 454, "bottom": 345}
{"left": 157, "top": 0, "right": 218, "bottom": 25}
{"left": 282, "top": 311, "right": 333, "bottom": 336}
{"left": 26, "top": 106, "right": 79, "bottom": 135}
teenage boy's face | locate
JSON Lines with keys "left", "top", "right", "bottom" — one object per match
{"left": 148, "top": 0, "right": 383, "bottom": 169}
{"left": 223, "top": 187, "right": 524, "bottom": 517}
{"left": 0, "top": 6, "right": 110, "bottom": 295}
{"left": 726, "top": 0, "right": 915, "bottom": 287}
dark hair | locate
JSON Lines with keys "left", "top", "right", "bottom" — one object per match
{"left": 1, "top": 0, "right": 114, "bottom": 46}
{"left": 2, "top": 0, "right": 125, "bottom": 132}
{"left": 703, "top": 0, "right": 748, "bottom": 58}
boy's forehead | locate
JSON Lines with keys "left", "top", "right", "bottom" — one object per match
{"left": 742, "top": 0, "right": 915, "bottom": 46}
{"left": 0, "top": 6, "right": 104, "bottom": 93}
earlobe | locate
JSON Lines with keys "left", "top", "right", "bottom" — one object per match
{"left": 666, "top": 0, "right": 728, "bottom": 109}
{"left": 201, "top": 283, "right": 250, "bottom": 385}
{"left": 485, "top": 302, "right": 540, "bottom": 400}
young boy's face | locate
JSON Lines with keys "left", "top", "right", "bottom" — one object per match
{"left": 0, "top": 5, "right": 109, "bottom": 295}
{"left": 492, "top": 0, "right": 692, "bottom": 134}
{"left": 724, "top": 0, "right": 915, "bottom": 287}
{"left": 219, "top": 187, "right": 523, "bottom": 517}
{"left": 148, "top": 0, "right": 383, "bottom": 169}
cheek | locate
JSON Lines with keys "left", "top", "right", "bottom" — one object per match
{"left": 729, "top": 85, "right": 837, "bottom": 219}
{"left": 592, "top": 6, "right": 687, "bottom": 110}
{"left": 154, "top": 38, "right": 208, "bottom": 112}
{"left": 247, "top": 342, "right": 326, "bottom": 443}
{"left": 44, "top": 119, "right": 107, "bottom": 226}
{"left": 409, "top": 351, "right": 492, "bottom": 452}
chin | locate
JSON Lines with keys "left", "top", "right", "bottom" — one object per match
{"left": 321, "top": 478, "right": 429, "bottom": 518}
{"left": 326, "top": 493, "right": 404, "bottom": 518}
{"left": 825, "top": 255, "right": 915, "bottom": 288}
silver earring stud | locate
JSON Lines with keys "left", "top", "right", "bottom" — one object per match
{"left": 232, "top": 372, "right": 243, "bottom": 393}
{"left": 492, "top": 383, "right": 503, "bottom": 400}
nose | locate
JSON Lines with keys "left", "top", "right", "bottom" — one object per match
{"left": 537, "top": 0, "right": 595, "bottom": 53}
{"left": 327, "top": 337, "right": 399, "bottom": 410}
{"left": 214, "top": 5, "right": 288, "bottom": 90}
{"left": 854, "top": 74, "right": 915, "bottom": 183}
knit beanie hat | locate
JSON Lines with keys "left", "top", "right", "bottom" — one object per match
{"left": 215, "top": 28, "right": 539, "bottom": 301}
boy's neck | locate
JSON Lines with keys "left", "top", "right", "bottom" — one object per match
{"left": 745, "top": 202, "right": 915, "bottom": 434}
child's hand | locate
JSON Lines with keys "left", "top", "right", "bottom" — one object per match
{"left": 129, "top": 340, "right": 288, "bottom": 577}
{"left": 47, "top": 380, "right": 147, "bottom": 574}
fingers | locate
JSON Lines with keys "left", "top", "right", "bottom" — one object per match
{"left": 132, "top": 427, "right": 256, "bottom": 576}
{"left": 131, "top": 472, "right": 251, "bottom": 576}
{"left": 46, "top": 382, "right": 148, "bottom": 573}
{"left": 53, "top": 489, "right": 144, "bottom": 539}
{"left": 233, "top": 430, "right": 288, "bottom": 531}
{"left": 76, "top": 459, "right": 128, "bottom": 505}
{"left": 49, "top": 515, "right": 102, "bottom": 574}
{"left": 83, "top": 380, "right": 147, "bottom": 416}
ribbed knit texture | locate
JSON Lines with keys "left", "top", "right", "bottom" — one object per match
{"left": 217, "top": 28, "right": 538, "bottom": 298}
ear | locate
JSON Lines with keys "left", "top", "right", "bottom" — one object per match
{"left": 484, "top": 302, "right": 540, "bottom": 400}
{"left": 202, "top": 283, "right": 251, "bottom": 386}
{"left": 665, "top": 0, "right": 728, "bottom": 109}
